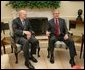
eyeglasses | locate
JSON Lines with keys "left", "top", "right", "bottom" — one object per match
{"left": 53, "top": 13, "right": 60, "bottom": 14}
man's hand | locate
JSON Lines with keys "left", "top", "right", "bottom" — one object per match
{"left": 64, "top": 34, "right": 69, "bottom": 40}
{"left": 46, "top": 31, "right": 50, "bottom": 37}
{"left": 23, "top": 31, "right": 31, "bottom": 39}
{"left": 23, "top": 31, "right": 31, "bottom": 35}
{"left": 26, "top": 34, "right": 31, "bottom": 39}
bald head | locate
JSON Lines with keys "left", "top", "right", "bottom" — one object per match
{"left": 19, "top": 10, "right": 27, "bottom": 20}
{"left": 53, "top": 9, "right": 60, "bottom": 19}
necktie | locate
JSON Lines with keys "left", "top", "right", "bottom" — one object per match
{"left": 54, "top": 19, "right": 60, "bottom": 38}
{"left": 22, "top": 20, "right": 26, "bottom": 30}
{"left": 22, "top": 20, "right": 25, "bottom": 26}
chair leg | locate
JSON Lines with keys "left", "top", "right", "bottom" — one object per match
{"left": 3, "top": 45, "right": 6, "bottom": 54}
{"left": 1, "top": 41, "right": 6, "bottom": 54}
{"left": 1, "top": 49, "right": 2, "bottom": 55}
{"left": 47, "top": 47, "right": 50, "bottom": 58}
{"left": 80, "top": 37, "right": 84, "bottom": 59}
{"left": 15, "top": 53, "right": 18, "bottom": 64}
{"left": 47, "top": 40, "right": 51, "bottom": 58}
{"left": 83, "top": 52, "right": 84, "bottom": 59}
{"left": 11, "top": 45, "right": 13, "bottom": 53}
{"left": 80, "top": 45, "right": 83, "bottom": 59}
{"left": 38, "top": 47, "right": 40, "bottom": 57}
{"left": 2, "top": 43, "right": 6, "bottom": 54}
{"left": 50, "top": 47, "right": 54, "bottom": 63}
{"left": 50, "top": 47, "right": 54, "bottom": 58}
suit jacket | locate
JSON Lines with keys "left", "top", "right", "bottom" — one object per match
{"left": 47, "top": 18, "right": 68, "bottom": 37}
{"left": 12, "top": 17, "right": 33, "bottom": 42}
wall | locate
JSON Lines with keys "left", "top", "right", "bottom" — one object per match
{"left": 1, "top": 1, "right": 84, "bottom": 36}
{"left": 59, "top": 1, "right": 84, "bottom": 19}
{"left": 1, "top": 1, "right": 84, "bottom": 22}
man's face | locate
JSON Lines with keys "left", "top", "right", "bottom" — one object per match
{"left": 53, "top": 11, "right": 60, "bottom": 19}
{"left": 20, "top": 11, "right": 27, "bottom": 19}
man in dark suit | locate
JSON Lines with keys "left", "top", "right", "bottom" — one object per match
{"left": 12, "top": 10, "right": 40, "bottom": 69}
{"left": 46, "top": 9, "right": 77, "bottom": 67}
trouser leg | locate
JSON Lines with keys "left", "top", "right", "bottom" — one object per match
{"left": 48, "top": 36, "right": 56, "bottom": 63}
{"left": 64, "top": 38, "right": 76, "bottom": 65}
{"left": 29, "top": 36, "right": 40, "bottom": 55}
{"left": 64, "top": 39, "right": 76, "bottom": 58}
{"left": 18, "top": 37, "right": 30, "bottom": 62}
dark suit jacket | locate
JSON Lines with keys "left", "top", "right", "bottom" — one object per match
{"left": 12, "top": 17, "right": 33, "bottom": 42}
{"left": 47, "top": 18, "right": 68, "bottom": 36}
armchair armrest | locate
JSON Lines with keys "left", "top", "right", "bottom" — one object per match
{"left": 68, "top": 30, "right": 73, "bottom": 39}
{"left": 31, "top": 31, "right": 35, "bottom": 36}
{"left": 68, "top": 30, "right": 73, "bottom": 36}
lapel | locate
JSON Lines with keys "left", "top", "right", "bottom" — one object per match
{"left": 17, "top": 17, "right": 26, "bottom": 29}
{"left": 53, "top": 18, "right": 62, "bottom": 32}
{"left": 58, "top": 18, "right": 61, "bottom": 27}
{"left": 23, "top": 19, "right": 28, "bottom": 30}
{"left": 51, "top": 19, "right": 55, "bottom": 28}
{"left": 58, "top": 18, "right": 61, "bottom": 32}
{"left": 52, "top": 18, "right": 61, "bottom": 29}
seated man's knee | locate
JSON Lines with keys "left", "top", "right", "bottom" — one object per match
{"left": 18, "top": 38, "right": 29, "bottom": 46}
{"left": 24, "top": 39, "right": 29, "bottom": 44}
{"left": 50, "top": 37, "right": 56, "bottom": 43}
{"left": 30, "top": 37, "right": 38, "bottom": 44}
{"left": 68, "top": 39, "right": 74, "bottom": 44}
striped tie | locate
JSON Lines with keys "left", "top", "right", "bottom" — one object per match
{"left": 54, "top": 19, "right": 60, "bottom": 38}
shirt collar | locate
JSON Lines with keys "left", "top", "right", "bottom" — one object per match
{"left": 54, "top": 18, "right": 59, "bottom": 24}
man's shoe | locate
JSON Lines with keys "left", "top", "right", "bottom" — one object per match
{"left": 75, "top": 52, "right": 77, "bottom": 56}
{"left": 69, "top": 59, "right": 76, "bottom": 67}
{"left": 25, "top": 62, "right": 35, "bottom": 69}
{"left": 71, "top": 63, "right": 76, "bottom": 67}
{"left": 50, "top": 57, "right": 54, "bottom": 64}
{"left": 30, "top": 56, "right": 38, "bottom": 63}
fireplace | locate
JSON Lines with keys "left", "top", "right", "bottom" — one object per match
{"left": 28, "top": 17, "right": 48, "bottom": 36}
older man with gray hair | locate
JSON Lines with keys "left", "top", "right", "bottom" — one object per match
{"left": 12, "top": 10, "right": 40, "bottom": 69}
{"left": 46, "top": 9, "right": 77, "bottom": 67}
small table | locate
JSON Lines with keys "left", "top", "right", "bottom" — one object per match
{"left": 80, "top": 34, "right": 84, "bottom": 59}
{"left": 1, "top": 39, "right": 6, "bottom": 54}
{"left": 1, "top": 37, "right": 11, "bottom": 54}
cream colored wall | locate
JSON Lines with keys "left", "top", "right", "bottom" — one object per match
{"left": 60, "top": 1, "right": 84, "bottom": 19}
{"left": 1, "top": 1, "right": 84, "bottom": 22}
{"left": 1, "top": 1, "right": 84, "bottom": 37}
{"left": 1, "top": 1, "right": 14, "bottom": 22}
